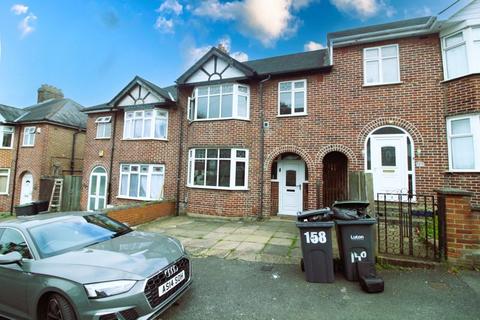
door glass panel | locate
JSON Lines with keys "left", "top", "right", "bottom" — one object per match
{"left": 88, "top": 197, "right": 96, "bottom": 211}
{"left": 90, "top": 176, "right": 97, "bottom": 195}
{"left": 99, "top": 176, "right": 106, "bottom": 194}
{"left": 98, "top": 198, "right": 105, "bottom": 210}
{"left": 286, "top": 170, "right": 296, "bottom": 187}
{"left": 381, "top": 146, "right": 396, "bottom": 166}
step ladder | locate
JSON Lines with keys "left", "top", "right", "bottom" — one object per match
{"left": 48, "top": 179, "right": 64, "bottom": 212}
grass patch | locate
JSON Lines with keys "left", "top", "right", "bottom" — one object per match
{"left": 0, "top": 212, "right": 13, "bottom": 221}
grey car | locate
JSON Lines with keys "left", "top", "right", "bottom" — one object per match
{"left": 0, "top": 212, "right": 192, "bottom": 320}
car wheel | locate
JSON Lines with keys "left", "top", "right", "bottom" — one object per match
{"left": 44, "top": 294, "right": 76, "bottom": 320}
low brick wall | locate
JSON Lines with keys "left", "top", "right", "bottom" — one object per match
{"left": 105, "top": 201, "right": 175, "bottom": 226}
{"left": 437, "top": 189, "right": 480, "bottom": 268}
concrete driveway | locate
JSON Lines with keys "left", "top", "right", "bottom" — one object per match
{"left": 137, "top": 215, "right": 330, "bottom": 265}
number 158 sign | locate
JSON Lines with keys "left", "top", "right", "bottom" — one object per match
{"left": 303, "top": 231, "right": 327, "bottom": 244}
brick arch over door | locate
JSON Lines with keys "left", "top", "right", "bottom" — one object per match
{"left": 264, "top": 145, "right": 315, "bottom": 176}
{"left": 315, "top": 144, "right": 358, "bottom": 168}
{"left": 357, "top": 118, "right": 424, "bottom": 146}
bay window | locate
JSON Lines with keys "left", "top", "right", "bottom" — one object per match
{"left": 123, "top": 109, "right": 168, "bottom": 140}
{"left": 442, "top": 26, "right": 480, "bottom": 80}
{"left": 0, "top": 126, "right": 13, "bottom": 148}
{"left": 447, "top": 114, "right": 480, "bottom": 171}
{"left": 278, "top": 80, "right": 307, "bottom": 116}
{"left": 363, "top": 44, "right": 400, "bottom": 85}
{"left": 119, "top": 164, "right": 165, "bottom": 200}
{"left": 188, "top": 84, "right": 250, "bottom": 121}
{"left": 188, "top": 148, "right": 248, "bottom": 190}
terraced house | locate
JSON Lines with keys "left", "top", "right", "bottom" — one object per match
{"left": 81, "top": 1, "right": 480, "bottom": 217}
{"left": 0, "top": 85, "right": 86, "bottom": 212}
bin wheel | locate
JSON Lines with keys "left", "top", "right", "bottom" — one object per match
{"left": 300, "top": 258, "right": 304, "bottom": 272}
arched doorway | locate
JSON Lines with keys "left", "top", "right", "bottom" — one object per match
{"left": 365, "top": 126, "right": 415, "bottom": 200}
{"left": 323, "top": 152, "right": 348, "bottom": 207}
{"left": 271, "top": 153, "right": 308, "bottom": 215}
{"left": 88, "top": 166, "right": 108, "bottom": 211}
{"left": 20, "top": 172, "right": 33, "bottom": 204}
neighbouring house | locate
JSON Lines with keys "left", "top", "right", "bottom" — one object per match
{"left": 0, "top": 84, "right": 87, "bottom": 212}
{"left": 80, "top": 1, "right": 480, "bottom": 217}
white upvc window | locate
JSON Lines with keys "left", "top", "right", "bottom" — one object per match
{"left": 363, "top": 44, "right": 400, "bottom": 85}
{"left": 123, "top": 109, "right": 168, "bottom": 140}
{"left": 278, "top": 79, "right": 307, "bottom": 116}
{"left": 119, "top": 164, "right": 165, "bottom": 200}
{"left": 187, "top": 148, "right": 248, "bottom": 190}
{"left": 447, "top": 114, "right": 480, "bottom": 172}
{"left": 22, "top": 127, "right": 36, "bottom": 147}
{"left": 0, "top": 168, "right": 10, "bottom": 194}
{"left": 188, "top": 83, "right": 250, "bottom": 121}
{"left": 442, "top": 26, "right": 480, "bottom": 80}
{"left": 95, "top": 116, "right": 112, "bottom": 139}
{"left": 0, "top": 126, "right": 14, "bottom": 149}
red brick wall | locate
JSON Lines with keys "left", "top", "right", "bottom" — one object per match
{"left": 80, "top": 106, "right": 182, "bottom": 210}
{"left": 0, "top": 128, "right": 16, "bottom": 212}
{"left": 178, "top": 34, "right": 452, "bottom": 217}
{"left": 106, "top": 201, "right": 175, "bottom": 226}
{"left": 438, "top": 189, "right": 480, "bottom": 268}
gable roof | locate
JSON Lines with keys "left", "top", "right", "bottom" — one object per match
{"left": 0, "top": 104, "right": 26, "bottom": 122}
{"left": 108, "top": 76, "right": 176, "bottom": 106}
{"left": 328, "top": 16, "right": 440, "bottom": 47}
{"left": 176, "top": 47, "right": 256, "bottom": 84}
{"left": 244, "top": 49, "right": 330, "bottom": 75}
{"left": 16, "top": 98, "right": 87, "bottom": 129}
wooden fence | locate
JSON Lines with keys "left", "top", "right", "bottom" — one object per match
{"left": 39, "top": 175, "right": 82, "bottom": 212}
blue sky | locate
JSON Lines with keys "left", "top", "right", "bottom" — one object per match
{"left": 0, "top": 0, "right": 454, "bottom": 107}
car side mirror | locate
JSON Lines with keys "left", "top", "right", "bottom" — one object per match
{"left": 0, "top": 252, "right": 23, "bottom": 265}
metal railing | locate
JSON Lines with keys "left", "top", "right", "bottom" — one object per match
{"left": 376, "top": 193, "right": 444, "bottom": 261}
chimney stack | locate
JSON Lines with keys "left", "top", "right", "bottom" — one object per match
{"left": 217, "top": 43, "right": 229, "bottom": 54}
{"left": 37, "top": 84, "right": 64, "bottom": 103}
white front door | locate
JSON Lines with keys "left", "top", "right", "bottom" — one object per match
{"left": 278, "top": 160, "right": 305, "bottom": 215}
{"left": 371, "top": 135, "right": 408, "bottom": 201}
{"left": 20, "top": 173, "right": 33, "bottom": 205}
{"left": 88, "top": 167, "right": 107, "bottom": 211}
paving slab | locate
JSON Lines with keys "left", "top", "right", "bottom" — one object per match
{"left": 268, "top": 237, "right": 294, "bottom": 246}
{"left": 255, "top": 253, "right": 293, "bottom": 265}
{"left": 251, "top": 230, "right": 276, "bottom": 238}
{"left": 244, "top": 235, "right": 271, "bottom": 244}
{"left": 214, "top": 226, "right": 239, "bottom": 234}
{"left": 211, "top": 240, "right": 240, "bottom": 251}
{"left": 235, "top": 242, "right": 265, "bottom": 253}
{"left": 205, "top": 248, "right": 233, "bottom": 259}
{"left": 273, "top": 231, "right": 296, "bottom": 239}
{"left": 222, "top": 233, "right": 249, "bottom": 242}
{"left": 262, "top": 244, "right": 291, "bottom": 256}
{"left": 202, "top": 232, "right": 226, "bottom": 240}
{"left": 186, "top": 238, "right": 219, "bottom": 249}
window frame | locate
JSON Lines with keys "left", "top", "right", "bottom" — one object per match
{"left": 123, "top": 109, "right": 168, "bottom": 140}
{"left": 22, "top": 126, "right": 36, "bottom": 147}
{"left": 187, "top": 148, "right": 249, "bottom": 190}
{"left": 441, "top": 25, "right": 480, "bottom": 81}
{"left": 446, "top": 114, "right": 480, "bottom": 172}
{"left": 117, "top": 163, "right": 165, "bottom": 201}
{"left": 95, "top": 116, "right": 112, "bottom": 139}
{"left": 0, "top": 168, "right": 10, "bottom": 195}
{"left": 363, "top": 44, "right": 401, "bottom": 86}
{"left": 277, "top": 79, "right": 308, "bottom": 117}
{"left": 0, "top": 227, "right": 35, "bottom": 260}
{"left": 188, "top": 83, "right": 250, "bottom": 121}
{"left": 0, "top": 126, "right": 14, "bottom": 149}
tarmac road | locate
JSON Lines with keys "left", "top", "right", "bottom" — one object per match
{"left": 159, "top": 257, "right": 480, "bottom": 320}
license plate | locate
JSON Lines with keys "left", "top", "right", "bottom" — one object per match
{"left": 158, "top": 270, "right": 185, "bottom": 297}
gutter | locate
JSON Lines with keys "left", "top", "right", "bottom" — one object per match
{"left": 258, "top": 74, "right": 271, "bottom": 220}
{"left": 107, "top": 108, "right": 117, "bottom": 205}
{"left": 175, "top": 89, "right": 185, "bottom": 216}
{"left": 10, "top": 126, "right": 22, "bottom": 213}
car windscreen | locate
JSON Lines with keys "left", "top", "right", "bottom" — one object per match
{"left": 28, "top": 214, "right": 132, "bottom": 258}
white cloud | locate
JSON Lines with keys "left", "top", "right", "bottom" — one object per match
{"left": 154, "top": 16, "right": 175, "bottom": 33}
{"left": 330, "top": 0, "right": 393, "bottom": 19}
{"left": 192, "top": 0, "right": 315, "bottom": 47}
{"left": 231, "top": 51, "right": 249, "bottom": 62}
{"left": 20, "top": 13, "right": 37, "bottom": 37}
{"left": 11, "top": 4, "right": 29, "bottom": 15}
{"left": 218, "top": 36, "right": 249, "bottom": 61}
{"left": 304, "top": 41, "right": 324, "bottom": 51}
{"left": 157, "top": 0, "right": 183, "bottom": 16}
{"left": 186, "top": 45, "right": 211, "bottom": 66}
{"left": 185, "top": 36, "right": 249, "bottom": 66}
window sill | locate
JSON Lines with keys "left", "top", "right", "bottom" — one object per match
{"left": 446, "top": 170, "right": 480, "bottom": 174}
{"left": 21, "top": 145, "right": 35, "bottom": 148}
{"left": 276, "top": 113, "right": 308, "bottom": 118}
{"left": 95, "top": 137, "right": 111, "bottom": 140}
{"left": 441, "top": 72, "right": 480, "bottom": 83}
{"left": 0, "top": 193, "right": 9, "bottom": 196}
{"left": 187, "top": 185, "right": 249, "bottom": 191}
{"left": 116, "top": 196, "right": 163, "bottom": 201}
{"left": 122, "top": 138, "right": 168, "bottom": 142}
{"left": 363, "top": 81, "right": 403, "bottom": 87}
{"left": 190, "top": 117, "right": 250, "bottom": 122}
{"left": 0, "top": 147, "right": 13, "bottom": 150}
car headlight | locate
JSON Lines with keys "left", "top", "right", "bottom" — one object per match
{"left": 84, "top": 280, "right": 137, "bottom": 298}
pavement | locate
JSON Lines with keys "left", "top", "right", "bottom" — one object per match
{"left": 136, "top": 215, "right": 339, "bottom": 265}
{"left": 158, "top": 257, "right": 480, "bottom": 320}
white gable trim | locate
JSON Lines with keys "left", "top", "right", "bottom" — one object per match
{"left": 186, "top": 55, "right": 247, "bottom": 84}
{"left": 118, "top": 83, "right": 164, "bottom": 107}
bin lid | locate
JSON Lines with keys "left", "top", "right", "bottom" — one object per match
{"left": 297, "top": 208, "right": 331, "bottom": 219}
{"left": 296, "top": 221, "right": 335, "bottom": 228}
{"left": 332, "top": 200, "right": 370, "bottom": 209}
{"left": 334, "top": 216, "right": 376, "bottom": 225}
